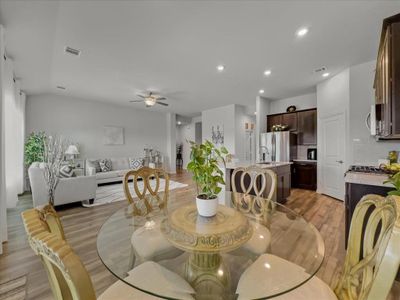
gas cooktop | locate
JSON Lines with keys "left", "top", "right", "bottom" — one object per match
{"left": 347, "top": 165, "right": 391, "bottom": 174}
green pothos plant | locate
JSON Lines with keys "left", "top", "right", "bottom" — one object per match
{"left": 187, "top": 140, "right": 229, "bottom": 199}
{"left": 384, "top": 171, "right": 400, "bottom": 196}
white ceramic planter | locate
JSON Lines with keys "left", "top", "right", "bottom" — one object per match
{"left": 196, "top": 195, "right": 218, "bottom": 217}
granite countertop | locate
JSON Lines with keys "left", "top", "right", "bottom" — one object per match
{"left": 225, "top": 161, "right": 292, "bottom": 169}
{"left": 293, "top": 159, "right": 317, "bottom": 163}
{"left": 344, "top": 172, "right": 392, "bottom": 188}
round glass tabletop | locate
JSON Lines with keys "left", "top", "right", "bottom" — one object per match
{"left": 97, "top": 191, "right": 325, "bottom": 300}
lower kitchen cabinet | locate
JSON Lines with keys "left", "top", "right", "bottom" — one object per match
{"left": 292, "top": 162, "right": 317, "bottom": 190}
{"left": 226, "top": 165, "right": 291, "bottom": 204}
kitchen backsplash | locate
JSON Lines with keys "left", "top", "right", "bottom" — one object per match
{"left": 297, "top": 145, "right": 317, "bottom": 160}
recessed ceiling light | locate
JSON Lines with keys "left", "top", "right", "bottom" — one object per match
{"left": 296, "top": 27, "right": 308, "bottom": 37}
{"left": 264, "top": 70, "right": 272, "bottom": 76}
{"left": 259, "top": 89, "right": 265, "bottom": 94}
{"left": 177, "top": 121, "right": 182, "bottom": 125}
{"left": 217, "top": 65, "right": 225, "bottom": 72}
{"left": 322, "top": 72, "right": 330, "bottom": 77}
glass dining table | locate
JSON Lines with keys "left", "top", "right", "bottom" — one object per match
{"left": 97, "top": 191, "right": 325, "bottom": 300}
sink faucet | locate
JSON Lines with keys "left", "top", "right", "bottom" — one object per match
{"left": 259, "top": 146, "right": 269, "bottom": 162}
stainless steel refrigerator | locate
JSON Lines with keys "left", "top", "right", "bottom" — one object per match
{"left": 260, "top": 131, "right": 297, "bottom": 162}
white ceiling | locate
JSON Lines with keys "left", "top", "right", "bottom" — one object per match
{"left": 1, "top": 1, "right": 400, "bottom": 116}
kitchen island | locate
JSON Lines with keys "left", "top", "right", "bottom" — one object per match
{"left": 225, "top": 161, "right": 292, "bottom": 203}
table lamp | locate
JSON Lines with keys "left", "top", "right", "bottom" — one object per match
{"left": 65, "top": 145, "right": 79, "bottom": 167}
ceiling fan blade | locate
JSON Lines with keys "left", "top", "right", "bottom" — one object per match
{"left": 156, "top": 97, "right": 167, "bottom": 101}
{"left": 156, "top": 102, "right": 169, "bottom": 106}
{"left": 136, "top": 94, "right": 145, "bottom": 98}
{"left": 130, "top": 100, "right": 143, "bottom": 102}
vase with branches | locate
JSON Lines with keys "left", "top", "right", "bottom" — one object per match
{"left": 43, "top": 135, "right": 66, "bottom": 206}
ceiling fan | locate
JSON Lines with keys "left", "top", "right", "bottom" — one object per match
{"left": 130, "top": 92, "right": 168, "bottom": 107}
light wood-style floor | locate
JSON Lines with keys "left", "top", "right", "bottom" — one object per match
{"left": 1, "top": 170, "right": 399, "bottom": 299}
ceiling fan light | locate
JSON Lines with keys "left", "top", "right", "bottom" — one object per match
{"left": 144, "top": 98, "right": 156, "bottom": 106}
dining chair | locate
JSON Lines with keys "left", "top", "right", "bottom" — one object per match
{"left": 236, "top": 194, "right": 399, "bottom": 300}
{"left": 123, "top": 166, "right": 169, "bottom": 216}
{"left": 21, "top": 207, "right": 159, "bottom": 300}
{"left": 231, "top": 166, "right": 277, "bottom": 255}
{"left": 123, "top": 167, "right": 180, "bottom": 264}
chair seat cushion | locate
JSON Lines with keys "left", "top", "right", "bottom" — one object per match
{"left": 242, "top": 221, "right": 271, "bottom": 254}
{"left": 236, "top": 254, "right": 337, "bottom": 300}
{"left": 131, "top": 220, "right": 177, "bottom": 260}
{"left": 125, "top": 261, "right": 195, "bottom": 300}
{"left": 98, "top": 279, "right": 160, "bottom": 300}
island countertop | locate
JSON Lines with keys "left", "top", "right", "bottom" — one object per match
{"left": 225, "top": 161, "right": 292, "bottom": 170}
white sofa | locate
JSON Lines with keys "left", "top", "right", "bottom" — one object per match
{"left": 29, "top": 162, "right": 97, "bottom": 207}
{"left": 86, "top": 157, "right": 142, "bottom": 185}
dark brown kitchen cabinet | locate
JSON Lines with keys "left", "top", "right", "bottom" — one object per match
{"left": 374, "top": 13, "right": 400, "bottom": 139}
{"left": 267, "top": 114, "right": 282, "bottom": 132}
{"left": 291, "top": 162, "right": 316, "bottom": 190}
{"left": 282, "top": 113, "right": 297, "bottom": 132}
{"left": 297, "top": 109, "right": 317, "bottom": 145}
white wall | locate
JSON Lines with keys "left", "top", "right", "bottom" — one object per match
{"left": 235, "top": 105, "right": 256, "bottom": 161}
{"left": 349, "top": 60, "right": 399, "bottom": 165}
{"left": 26, "top": 94, "right": 170, "bottom": 163}
{"left": 269, "top": 93, "right": 317, "bottom": 114}
{"left": 256, "top": 96, "right": 271, "bottom": 161}
{"left": 166, "top": 113, "right": 176, "bottom": 173}
{"left": 202, "top": 104, "right": 236, "bottom": 154}
{"left": 201, "top": 104, "right": 255, "bottom": 161}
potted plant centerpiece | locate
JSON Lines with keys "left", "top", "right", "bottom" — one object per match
{"left": 384, "top": 170, "right": 400, "bottom": 199}
{"left": 187, "top": 140, "right": 229, "bottom": 217}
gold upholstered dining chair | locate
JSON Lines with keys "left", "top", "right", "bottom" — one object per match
{"left": 21, "top": 207, "right": 159, "bottom": 300}
{"left": 231, "top": 166, "right": 278, "bottom": 255}
{"left": 123, "top": 166, "right": 170, "bottom": 216}
{"left": 236, "top": 194, "right": 400, "bottom": 300}
{"left": 123, "top": 167, "right": 179, "bottom": 264}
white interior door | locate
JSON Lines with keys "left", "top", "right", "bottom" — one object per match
{"left": 320, "top": 113, "right": 346, "bottom": 200}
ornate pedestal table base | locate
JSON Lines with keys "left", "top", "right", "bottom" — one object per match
{"left": 161, "top": 203, "right": 253, "bottom": 299}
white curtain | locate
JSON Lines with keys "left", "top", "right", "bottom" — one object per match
{"left": 0, "top": 24, "right": 6, "bottom": 253}
{"left": 4, "top": 58, "right": 19, "bottom": 207}
{"left": 0, "top": 24, "right": 26, "bottom": 253}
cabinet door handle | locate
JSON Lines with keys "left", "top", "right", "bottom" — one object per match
{"left": 336, "top": 160, "right": 344, "bottom": 164}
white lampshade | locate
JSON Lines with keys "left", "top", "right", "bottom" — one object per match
{"left": 65, "top": 145, "right": 79, "bottom": 155}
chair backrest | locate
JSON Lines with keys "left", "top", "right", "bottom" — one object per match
{"left": 21, "top": 207, "right": 96, "bottom": 300}
{"left": 231, "top": 166, "right": 277, "bottom": 217}
{"left": 334, "top": 194, "right": 398, "bottom": 300}
{"left": 123, "top": 166, "right": 169, "bottom": 216}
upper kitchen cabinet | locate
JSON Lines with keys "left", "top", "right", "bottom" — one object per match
{"left": 297, "top": 109, "right": 317, "bottom": 145}
{"left": 282, "top": 113, "right": 298, "bottom": 132}
{"left": 374, "top": 13, "right": 400, "bottom": 139}
{"left": 266, "top": 108, "right": 317, "bottom": 145}
{"left": 267, "top": 114, "right": 282, "bottom": 132}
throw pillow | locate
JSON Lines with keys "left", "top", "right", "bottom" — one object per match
{"left": 129, "top": 158, "right": 144, "bottom": 170}
{"left": 59, "top": 165, "right": 74, "bottom": 178}
{"left": 99, "top": 159, "right": 112, "bottom": 172}
{"left": 87, "top": 159, "right": 101, "bottom": 172}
